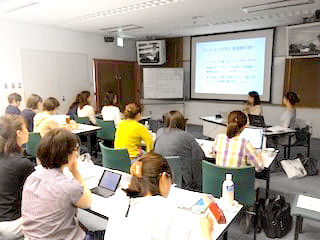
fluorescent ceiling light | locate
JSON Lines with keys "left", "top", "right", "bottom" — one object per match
{"left": 0, "top": 0, "right": 39, "bottom": 13}
{"left": 240, "top": 0, "right": 314, "bottom": 13}
{"left": 58, "top": 0, "right": 186, "bottom": 24}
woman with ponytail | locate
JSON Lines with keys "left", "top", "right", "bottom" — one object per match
{"left": 114, "top": 103, "right": 153, "bottom": 159}
{"left": 212, "top": 111, "right": 263, "bottom": 171}
{"left": 104, "top": 153, "right": 213, "bottom": 240}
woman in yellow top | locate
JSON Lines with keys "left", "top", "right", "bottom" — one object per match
{"left": 114, "top": 103, "right": 153, "bottom": 159}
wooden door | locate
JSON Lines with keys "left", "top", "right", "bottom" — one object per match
{"left": 94, "top": 60, "right": 141, "bottom": 112}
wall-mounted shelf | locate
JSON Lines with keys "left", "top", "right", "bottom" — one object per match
{"left": 286, "top": 21, "right": 320, "bottom": 58}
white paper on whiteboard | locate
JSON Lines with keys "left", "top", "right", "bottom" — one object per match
{"left": 143, "top": 68, "right": 183, "bottom": 99}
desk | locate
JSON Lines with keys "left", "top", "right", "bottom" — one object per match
{"left": 78, "top": 163, "right": 242, "bottom": 239}
{"left": 71, "top": 124, "right": 102, "bottom": 156}
{"left": 291, "top": 194, "right": 320, "bottom": 240}
{"left": 200, "top": 116, "right": 227, "bottom": 139}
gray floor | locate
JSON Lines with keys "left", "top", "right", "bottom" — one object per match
{"left": 89, "top": 122, "right": 320, "bottom": 239}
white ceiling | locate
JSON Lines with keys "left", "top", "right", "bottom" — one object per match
{"left": 0, "top": 0, "right": 319, "bottom": 39}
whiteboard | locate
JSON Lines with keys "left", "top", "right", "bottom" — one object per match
{"left": 143, "top": 68, "right": 183, "bottom": 99}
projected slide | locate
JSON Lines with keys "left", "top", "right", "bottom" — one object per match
{"left": 191, "top": 29, "right": 273, "bottom": 101}
{"left": 195, "top": 37, "right": 265, "bottom": 95}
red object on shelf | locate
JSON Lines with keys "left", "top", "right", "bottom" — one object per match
{"left": 209, "top": 201, "right": 226, "bottom": 224}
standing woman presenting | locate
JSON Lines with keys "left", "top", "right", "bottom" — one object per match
{"left": 114, "top": 103, "right": 153, "bottom": 160}
{"left": 243, "top": 91, "right": 263, "bottom": 116}
{"left": 0, "top": 115, "right": 34, "bottom": 239}
{"left": 77, "top": 91, "right": 97, "bottom": 125}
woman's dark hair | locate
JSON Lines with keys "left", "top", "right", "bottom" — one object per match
{"left": 37, "top": 128, "right": 80, "bottom": 169}
{"left": 124, "top": 103, "right": 142, "bottom": 119}
{"left": 69, "top": 94, "right": 81, "bottom": 111}
{"left": 43, "top": 97, "right": 60, "bottom": 111}
{"left": 0, "top": 114, "right": 26, "bottom": 156}
{"left": 8, "top": 93, "right": 21, "bottom": 103}
{"left": 124, "top": 153, "right": 172, "bottom": 198}
{"left": 285, "top": 92, "right": 300, "bottom": 105}
{"left": 105, "top": 91, "right": 117, "bottom": 106}
{"left": 165, "top": 110, "right": 186, "bottom": 130}
{"left": 78, "top": 91, "right": 91, "bottom": 110}
{"left": 26, "top": 94, "right": 42, "bottom": 109}
{"left": 248, "top": 91, "right": 261, "bottom": 106}
{"left": 227, "top": 111, "right": 247, "bottom": 138}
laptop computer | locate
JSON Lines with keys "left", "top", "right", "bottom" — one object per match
{"left": 248, "top": 114, "right": 266, "bottom": 128}
{"left": 91, "top": 170, "right": 122, "bottom": 198}
{"left": 240, "top": 128, "right": 264, "bottom": 149}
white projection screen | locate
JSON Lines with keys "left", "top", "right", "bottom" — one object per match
{"left": 191, "top": 29, "right": 274, "bottom": 101}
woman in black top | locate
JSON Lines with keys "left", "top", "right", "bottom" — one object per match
{"left": 0, "top": 114, "right": 34, "bottom": 239}
{"left": 21, "top": 94, "right": 42, "bottom": 132}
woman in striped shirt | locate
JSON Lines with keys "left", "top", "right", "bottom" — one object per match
{"left": 212, "top": 111, "right": 264, "bottom": 171}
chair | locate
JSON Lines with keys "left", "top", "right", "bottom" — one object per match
{"left": 283, "top": 119, "right": 312, "bottom": 159}
{"left": 26, "top": 132, "right": 41, "bottom": 158}
{"left": 164, "top": 156, "right": 182, "bottom": 188}
{"left": 96, "top": 119, "right": 115, "bottom": 141}
{"left": 74, "top": 115, "right": 91, "bottom": 125}
{"left": 99, "top": 142, "right": 130, "bottom": 173}
{"left": 202, "top": 160, "right": 258, "bottom": 239}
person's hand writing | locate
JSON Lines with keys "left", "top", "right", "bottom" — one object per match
{"left": 200, "top": 213, "right": 214, "bottom": 240}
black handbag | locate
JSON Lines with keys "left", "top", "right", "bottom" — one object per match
{"left": 260, "top": 195, "right": 292, "bottom": 238}
{"left": 297, "top": 153, "right": 318, "bottom": 176}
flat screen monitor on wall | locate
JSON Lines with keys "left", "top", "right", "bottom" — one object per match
{"left": 191, "top": 29, "right": 274, "bottom": 101}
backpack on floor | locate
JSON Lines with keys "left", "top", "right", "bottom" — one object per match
{"left": 297, "top": 153, "right": 318, "bottom": 176}
{"left": 259, "top": 195, "right": 292, "bottom": 238}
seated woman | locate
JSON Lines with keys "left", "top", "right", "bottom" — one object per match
{"left": 77, "top": 91, "right": 96, "bottom": 125}
{"left": 34, "top": 97, "right": 77, "bottom": 137}
{"left": 243, "top": 91, "right": 263, "bottom": 116}
{"left": 114, "top": 103, "right": 153, "bottom": 160}
{"left": 104, "top": 153, "right": 213, "bottom": 240}
{"left": 212, "top": 111, "right": 263, "bottom": 171}
{"left": 0, "top": 114, "right": 34, "bottom": 239}
{"left": 22, "top": 129, "right": 93, "bottom": 240}
{"left": 281, "top": 91, "right": 300, "bottom": 129}
{"left": 101, "top": 91, "right": 121, "bottom": 126}
{"left": 21, "top": 94, "right": 42, "bottom": 132}
{"left": 68, "top": 93, "right": 81, "bottom": 120}
{"left": 154, "top": 110, "right": 205, "bottom": 192}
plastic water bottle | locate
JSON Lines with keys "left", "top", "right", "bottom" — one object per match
{"left": 222, "top": 174, "right": 234, "bottom": 206}
{"left": 144, "top": 121, "right": 150, "bottom": 130}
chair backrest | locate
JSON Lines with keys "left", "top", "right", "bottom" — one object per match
{"left": 99, "top": 142, "right": 130, "bottom": 173}
{"left": 26, "top": 132, "right": 41, "bottom": 158}
{"left": 96, "top": 119, "right": 115, "bottom": 141}
{"left": 74, "top": 115, "right": 90, "bottom": 125}
{"left": 202, "top": 160, "right": 255, "bottom": 206}
{"left": 164, "top": 156, "right": 182, "bottom": 188}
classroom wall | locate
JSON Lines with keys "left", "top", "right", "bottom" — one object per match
{"left": 0, "top": 19, "right": 136, "bottom": 114}
{"left": 143, "top": 26, "right": 320, "bottom": 138}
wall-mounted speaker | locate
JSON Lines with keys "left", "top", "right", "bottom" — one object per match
{"left": 104, "top": 37, "right": 115, "bottom": 42}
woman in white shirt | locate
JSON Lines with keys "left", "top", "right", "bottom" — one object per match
{"left": 104, "top": 153, "right": 213, "bottom": 240}
{"left": 101, "top": 91, "right": 121, "bottom": 126}
{"left": 77, "top": 91, "right": 96, "bottom": 125}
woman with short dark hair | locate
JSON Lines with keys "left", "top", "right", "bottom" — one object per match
{"left": 21, "top": 94, "right": 42, "bottom": 131}
{"left": 243, "top": 91, "right": 263, "bottom": 116}
{"left": 114, "top": 103, "right": 153, "bottom": 159}
{"left": 0, "top": 114, "right": 34, "bottom": 239}
{"left": 33, "top": 97, "right": 60, "bottom": 137}
{"left": 154, "top": 110, "right": 205, "bottom": 191}
{"left": 212, "top": 111, "right": 263, "bottom": 171}
{"left": 281, "top": 92, "right": 300, "bottom": 129}
{"left": 104, "top": 153, "right": 213, "bottom": 240}
{"left": 77, "top": 91, "right": 96, "bottom": 125}
{"left": 22, "top": 129, "right": 92, "bottom": 240}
